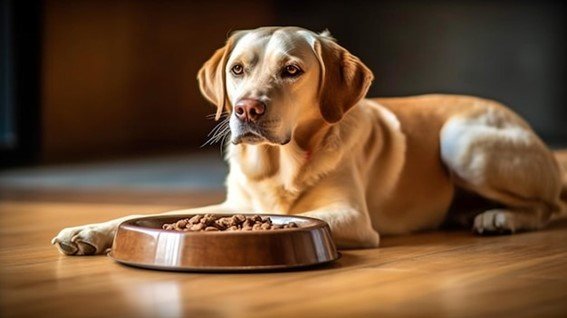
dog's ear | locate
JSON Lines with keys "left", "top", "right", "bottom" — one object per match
{"left": 314, "top": 36, "right": 374, "bottom": 124}
{"left": 197, "top": 32, "right": 245, "bottom": 120}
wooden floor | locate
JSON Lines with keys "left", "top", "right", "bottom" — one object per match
{"left": 1, "top": 195, "right": 567, "bottom": 317}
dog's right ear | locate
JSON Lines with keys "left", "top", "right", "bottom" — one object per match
{"left": 197, "top": 32, "right": 245, "bottom": 120}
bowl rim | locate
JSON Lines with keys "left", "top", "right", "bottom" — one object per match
{"left": 118, "top": 213, "right": 329, "bottom": 236}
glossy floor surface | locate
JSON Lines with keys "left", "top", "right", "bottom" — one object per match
{"left": 1, "top": 198, "right": 567, "bottom": 317}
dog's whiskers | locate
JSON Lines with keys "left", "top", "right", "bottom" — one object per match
{"left": 211, "top": 125, "right": 230, "bottom": 144}
{"left": 207, "top": 119, "right": 228, "bottom": 137}
{"left": 205, "top": 112, "right": 229, "bottom": 120}
{"left": 202, "top": 117, "right": 231, "bottom": 148}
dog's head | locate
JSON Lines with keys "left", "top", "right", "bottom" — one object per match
{"left": 198, "top": 26, "right": 373, "bottom": 146}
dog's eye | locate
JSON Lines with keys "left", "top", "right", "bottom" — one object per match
{"left": 231, "top": 64, "right": 244, "bottom": 76}
{"left": 281, "top": 65, "right": 302, "bottom": 78}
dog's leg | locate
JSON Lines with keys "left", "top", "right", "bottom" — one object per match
{"left": 300, "top": 204, "right": 380, "bottom": 248}
{"left": 440, "top": 110, "right": 564, "bottom": 234}
{"left": 51, "top": 203, "right": 237, "bottom": 256}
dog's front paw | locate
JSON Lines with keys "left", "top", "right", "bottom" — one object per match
{"left": 473, "top": 209, "right": 516, "bottom": 235}
{"left": 51, "top": 224, "right": 114, "bottom": 256}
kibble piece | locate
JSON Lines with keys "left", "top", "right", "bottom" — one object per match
{"left": 260, "top": 223, "right": 271, "bottom": 230}
{"left": 190, "top": 223, "right": 205, "bottom": 231}
{"left": 189, "top": 214, "right": 202, "bottom": 224}
{"left": 176, "top": 219, "right": 188, "bottom": 228}
{"left": 162, "top": 215, "right": 300, "bottom": 232}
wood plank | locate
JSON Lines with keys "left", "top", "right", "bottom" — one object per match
{"left": 1, "top": 200, "right": 567, "bottom": 317}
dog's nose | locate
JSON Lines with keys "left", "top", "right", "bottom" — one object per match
{"left": 234, "top": 98, "right": 265, "bottom": 122}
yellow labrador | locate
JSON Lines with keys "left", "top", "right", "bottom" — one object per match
{"left": 52, "top": 26, "right": 566, "bottom": 255}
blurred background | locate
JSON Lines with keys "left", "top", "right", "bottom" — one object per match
{"left": 0, "top": 0, "right": 566, "bottom": 199}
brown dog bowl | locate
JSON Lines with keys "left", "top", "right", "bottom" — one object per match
{"left": 109, "top": 214, "right": 340, "bottom": 272}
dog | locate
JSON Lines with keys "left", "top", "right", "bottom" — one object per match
{"left": 52, "top": 26, "right": 566, "bottom": 255}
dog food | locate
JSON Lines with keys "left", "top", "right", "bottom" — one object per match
{"left": 162, "top": 214, "right": 299, "bottom": 232}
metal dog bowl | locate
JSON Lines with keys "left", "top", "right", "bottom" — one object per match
{"left": 109, "top": 214, "right": 340, "bottom": 272}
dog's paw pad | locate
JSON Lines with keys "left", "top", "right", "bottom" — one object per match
{"left": 54, "top": 240, "right": 79, "bottom": 255}
{"left": 75, "top": 240, "right": 97, "bottom": 255}
{"left": 52, "top": 225, "right": 111, "bottom": 256}
{"left": 473, "top": 209, "right": 516, "bottom": 235}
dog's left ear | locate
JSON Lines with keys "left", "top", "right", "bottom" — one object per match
{"left": 197, "top": 31, "right": 245, "bottom": 120}
{"left": 314, "top": 36, "right": 374, "bottom": 124}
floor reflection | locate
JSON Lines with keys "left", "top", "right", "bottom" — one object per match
{"left": 114, "top": 278, "right": 183, "bottom": 318}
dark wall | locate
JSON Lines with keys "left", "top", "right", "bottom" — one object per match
{"left": 40, "top": 0, "right": 275, "bottom": 162}
{"left": 6, "top": 0, "right": 566, "bottom": 165}
{"left": 276, "top": 0, "right": 567, "bottom": 145}
{"left": 0, "top": 0, "right": 42, "bottom": 166}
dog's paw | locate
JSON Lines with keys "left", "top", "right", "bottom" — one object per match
{"left": 51, "top": 224, "right": 113, "bottom": 256}
{"left": 473, "top": 209, "right": 517, "bottom": 235}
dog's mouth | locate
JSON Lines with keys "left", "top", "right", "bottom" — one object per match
{"left": 231, "top": 125, "right": 290, "bottom": 146}
{"left": 232, "top": 132, "right": 266, "bottom": 145}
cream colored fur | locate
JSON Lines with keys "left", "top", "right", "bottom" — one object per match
{"left": 52, "top": 27, "right": 566, "bottom": 255}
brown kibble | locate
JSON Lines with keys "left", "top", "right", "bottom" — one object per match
{"left": 190, "top": 223, "right": 205, "bottom": 231}
{"left": 214, "top": 223, "right": 226, "bottom": 231}
{"left": 227, "top": 216, "right": 237, "bottom": 225}
{"left": 162, "top": 214, "right": 299, "bottom": 232}
{"left": 189, "top": 215, "right": 202, "bottom": 223}
{"left": 176, "top": 219, "right": 188, "bottom": 228}
{"left": 261, "top": 223, "right": 271, "bottom": 230}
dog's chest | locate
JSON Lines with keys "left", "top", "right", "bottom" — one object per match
{"left": 247, "top": 179, "right": 300, "bottom": 213}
